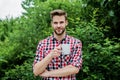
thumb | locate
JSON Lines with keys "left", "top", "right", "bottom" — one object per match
{"left": 56, "top": 44, "right": 62, "bottom": 50}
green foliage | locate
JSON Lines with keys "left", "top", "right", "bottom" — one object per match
{"left": 2, "top": 59, "right": 41, "bottom": 80}
{"left": 80, "top": 38, "right": 120, "bottom": 80}
{"left": 0, "top": 0, "right": 120, "bottom": 80}
{"left": 67, "top": 8, "right": 104, "bottom": 47}
{"left": 82, "top": 0, "right": 120, "bottom": 38}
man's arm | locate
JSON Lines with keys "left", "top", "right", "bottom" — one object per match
{"left": 33, "top": 53, "right": 52, "bottom": 76}
{"left": 33, "top": 45, "right": 61, "bottom": 76}
{"left": 40, "top": 65, "right": 79, "bottom": 77}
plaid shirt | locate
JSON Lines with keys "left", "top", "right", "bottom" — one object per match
{"left": 34, "top": 34, "right": 82, "bottom": 80}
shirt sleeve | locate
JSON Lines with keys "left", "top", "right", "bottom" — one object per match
{"left": 33, "top": 41, "right": 44, "bottom": 65}
{"left": 70, "top": 41, "right": 82, "bottom": 69}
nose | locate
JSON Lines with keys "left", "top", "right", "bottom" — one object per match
{"left": 57, "top": 23, "right": 61, "bottom": 28}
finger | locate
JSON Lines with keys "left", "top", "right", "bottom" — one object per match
{"left": 56, "top": 45, "right": 62, "bottom": 50}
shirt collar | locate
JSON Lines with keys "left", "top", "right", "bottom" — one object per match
{"left": 51, "top": 32, "right": 68, "bottom": 41}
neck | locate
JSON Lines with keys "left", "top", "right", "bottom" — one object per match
{"left": 54, "top": 32, "right": 66, "bottom": 41}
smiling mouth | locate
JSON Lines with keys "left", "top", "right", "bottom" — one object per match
{"left": 56, "top": 28, "right": 62, "bottom": 32}
{"left": 54, "top": 28, "right": 65, "bottom": 35}
{"left": 57, "top": 29, "right": 62, "bottom": 32}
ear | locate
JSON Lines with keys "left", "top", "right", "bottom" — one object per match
{"left": 65, "top": 20, "right": 68, "bottom": 26}
{"left": 51, "top": 21, "right": 53, "bottom": 26}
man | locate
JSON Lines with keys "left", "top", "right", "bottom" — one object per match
{"left": 33, "top": 9, "right": 82, "bottom": 80}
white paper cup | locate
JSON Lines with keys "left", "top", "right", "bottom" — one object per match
{"left": 61, "top": 44, "right": 70, "bottom": 55}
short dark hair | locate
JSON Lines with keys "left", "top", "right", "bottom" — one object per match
{"left": 50, "top": 9, "right": 67, "bottom": 20}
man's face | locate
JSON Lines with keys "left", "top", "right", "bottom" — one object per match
{"left": 51, "top": 15, "right": 68, "bottom": 36}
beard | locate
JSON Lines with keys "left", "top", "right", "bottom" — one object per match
{"left": 54, "top": 28, "right": 65, "bottom": 36}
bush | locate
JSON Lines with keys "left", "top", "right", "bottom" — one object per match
{"left": 2, "top": 58, "right": 41, "bottom": 80}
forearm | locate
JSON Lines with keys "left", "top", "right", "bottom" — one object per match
{"left": 34, "top": 45, "right": 63, "bottom": 76}
{"left": 33, "top": 54, "right": 52, "bottom": 76}
{"left": 40, "top": 65, "right": 79, "bottom": 77}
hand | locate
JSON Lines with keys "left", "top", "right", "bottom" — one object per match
{"left": 50, "top": 44, "right": 62, "bottom": 58}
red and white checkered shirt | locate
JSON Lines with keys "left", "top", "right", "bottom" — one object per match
{"left": 34, "top": 34, "right": 82, "bottom": 80}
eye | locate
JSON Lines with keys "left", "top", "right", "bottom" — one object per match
{"left": 60, "top": 21, "right": 64, "bottom": 24}
{"left": 53, "top": 22, "right": 58, "bottom": 25}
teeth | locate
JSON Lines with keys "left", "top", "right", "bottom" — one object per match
{"left": 57, "top": 30, "right": 61, "bottom": 32}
